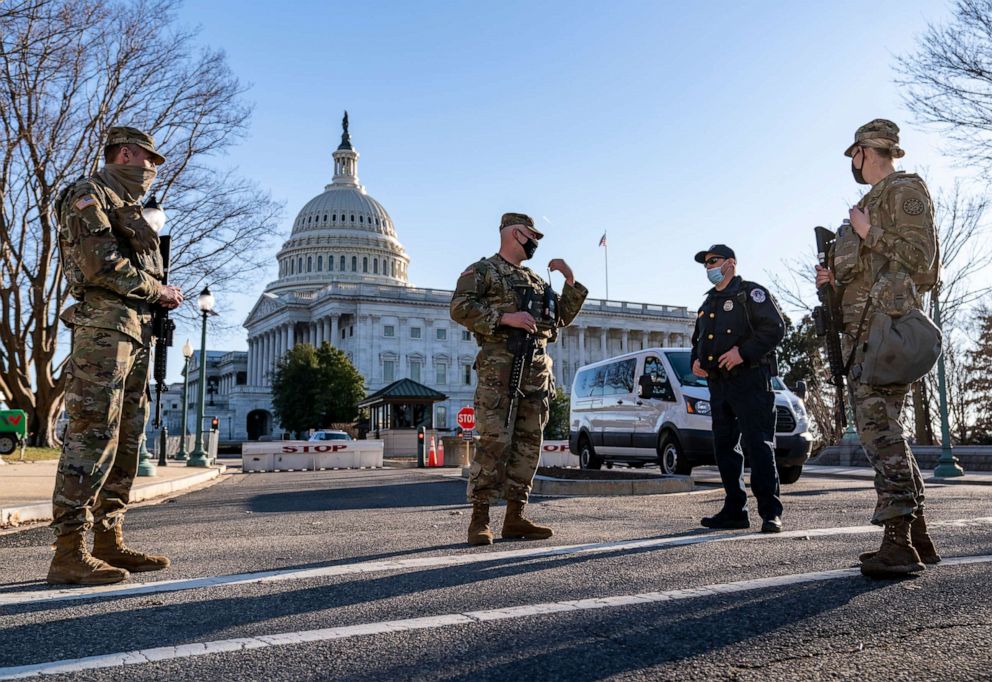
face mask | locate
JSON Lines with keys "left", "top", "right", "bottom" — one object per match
{"left": 706, "top": 266, "right": 725, "bottom": 285}
{"left": 851, "top": 149, "right": 868, "bottom": 185}
{"left": 516, "top": 231, "right": 539, "bottom": 260}
{"left": 103, "top": 163, "right": 157, "bottom": 201}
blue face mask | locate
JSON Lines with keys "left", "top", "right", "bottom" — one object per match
{"left": 706, "top": 266, "right": 725, "bottom": 285}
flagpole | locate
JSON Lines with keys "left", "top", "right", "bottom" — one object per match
{"left": 604, "top": 231, "right": 609, "bottom": 300}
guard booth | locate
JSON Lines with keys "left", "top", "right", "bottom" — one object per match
{"left": 358, "top": 378, "right": 448, "bottom": 458}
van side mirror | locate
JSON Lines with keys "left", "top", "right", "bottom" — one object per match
{"left": 794, "top": 380, "right": 807, "bottom": 400}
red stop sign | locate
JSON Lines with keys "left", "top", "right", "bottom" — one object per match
{"left": 457, "top": 407, "right": 476, "bottom": 430}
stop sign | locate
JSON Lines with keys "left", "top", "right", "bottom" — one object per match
{"left": 457, "top": 406, "right": 476, "bottom": 430}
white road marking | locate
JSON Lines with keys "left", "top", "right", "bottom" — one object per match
{"left": 4, "top": 517, "right": 991, "bottom": 609}
{"left": 2, "top": 554, "right": 991, "bottom": 680}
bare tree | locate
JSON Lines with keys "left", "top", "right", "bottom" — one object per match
{"left": 898, "top": 0, "right": 992, "bottom": 174}
{"left": 0, "top": 0, "right": 281, "bottom": 446}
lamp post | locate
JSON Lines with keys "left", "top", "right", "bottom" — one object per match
{"left": 187, "top": 287, "right": 216, "bottom": 467}
{"left": 932, "top": 287, "right": 964, "bottom": 478}
{"left": 137, "top": 408, "right": 156, "bottom": 476}
{"left": 176, "top": 339, "right": 194, "bottom": 461}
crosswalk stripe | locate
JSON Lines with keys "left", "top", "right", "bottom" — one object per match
{"left": 5, "top": 517, "right": 992, "bottom": 608}
{"left": 2, "top": 554, "right": 990, "bottom": 680}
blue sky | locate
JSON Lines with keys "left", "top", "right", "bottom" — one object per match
{"left": 163, "top": 0, "right": 986, "bottom": 380}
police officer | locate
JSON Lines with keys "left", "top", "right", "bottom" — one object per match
{"left": 816, "top": 119, "right": 940, "bottom": 578}
{"left": 691, "top": 245, "right": 786, "bottom": 533}
{"left": 451, "top": 213, "right": 587, "bottom": 546}
{"left": 49, "top": 126, "right": 183, "bottom": 585}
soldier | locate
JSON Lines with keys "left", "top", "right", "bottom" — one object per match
{"left": 816, "top": 119, "right": 940, "bottom": 578}
{"left": 691, "top": 245, "right": 786, "bottom": 533}
{"left": 451, "top": 213, "right": 587, "bottom": 546}
{"left": 49, "top": 126, "right": 184, "bottom": 585}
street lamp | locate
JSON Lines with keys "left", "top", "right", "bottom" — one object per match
{"left": 187, "top": 287, "right": 216, "bottom": 467}
{"left": 175, "top": 339, "right": 194, "bottom": 461}
{"left": 932, "top": 287, "right": 964, "bottom": 478}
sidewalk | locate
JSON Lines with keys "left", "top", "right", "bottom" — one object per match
{"left": 802, "top": 464, "right": 992, "bottom": 486}
{"left": 0, "top": 460, "right": 227, "bottom": 528}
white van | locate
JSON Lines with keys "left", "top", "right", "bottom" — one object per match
{"left": 568, "top": 347, "right": 812, "bottom": 483}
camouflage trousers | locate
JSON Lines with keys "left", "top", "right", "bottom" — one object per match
{"left": 52, "top": 325, "right": 150, "bottom": 537}
{"left": 851, "top": 377, "right": 925, "bottom": 525}
{"left": 467, "top": 345, "right": 552, "bottom": 504}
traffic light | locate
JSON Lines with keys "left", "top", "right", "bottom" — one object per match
{"left": 210, "top": 417, "right": 219, "bottom": 431}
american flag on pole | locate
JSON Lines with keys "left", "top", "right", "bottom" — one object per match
{"left": 598, "top": 233, "right": 607, "bottom": 247}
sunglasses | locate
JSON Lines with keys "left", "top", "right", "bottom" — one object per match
{"left": 704, "top": 257, "right": 725, "bottom": 266}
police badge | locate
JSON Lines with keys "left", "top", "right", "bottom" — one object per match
{"left": 723, "top": 300, "right": 734, "bottom": 312}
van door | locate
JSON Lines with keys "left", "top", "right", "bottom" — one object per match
{"left": 632, "top": 353, "right": 678, "bottom": 455}
{"left": 598, "top": 357, "right": 639, "bottom": 455}
{"left": 572, "top": 365, "right": 605, "bottom": 446}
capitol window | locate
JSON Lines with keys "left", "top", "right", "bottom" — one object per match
{"left": 307, "top": 256, "right": 312, "bottom": 273}
{"left": 462, "top": 331, "right": 471, "bottom": 341}
{"left": 363, "top": 257, "right": 368, "bottom": 273}
{"left": 409, "top": 359, "right": 422, "bottom": 383}
{"left": 351, "top": 256, "right": 357, "bottom": 272}
{"left": 436, "top": 328, "right": 446, "bottom": 340}
{"left": 332, "top": 214, "right": 336, "bottom": 221}
{"left": 298, "top": 257, "right": 303, "bottom": 273}
{"left": 328, "top": 255, "right": 334, "bottom": 271}
{"left": 359, "top": 215, "right": 363, "bottom": 223}
{"left": 350, "top": 214, "right": 355, "bottom": 222}
{"left": 463, "top": 364, "right": 472, "bottom": 385}
{"left": 435, "top": 363, "right": 447, "bottom": 385}
{"left": 383, "top": 360, "right": 395, "bottom": 383}
{"left": 384, "top": 325, "right": 395, "bottom": 337}
{"left": 317, "top": 255, "right": 323, "bottom": 271}
{"left": 410, "top": 327, "right": 421, "bottom": 339}
{"left": 340, "top": 255, "right": 345, "bottom": 270}
{"left": 373, "top": 259, "right": 378, "bottom": 274}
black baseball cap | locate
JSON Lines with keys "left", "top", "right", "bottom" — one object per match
{"left": 694, "top": 244, "right": 736, "bottom": 264}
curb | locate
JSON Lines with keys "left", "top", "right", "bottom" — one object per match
{"left": 800, "top": 465, "right": 992, "bottom": 487}
{"left": 0, "top": 465, "right": 226, "bottom": 529}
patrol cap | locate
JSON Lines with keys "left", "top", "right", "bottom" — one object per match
{"left": 499, "top": 212, "right": 544, "bottom": 239}
{"left": 844, "top": 119, "right": 906, "bottom": 158}
{"left": 104, "top": 126, "right": 166, "bottom": 165}
{"left": 694, "top": 244, "right": 736, "bottom": 264}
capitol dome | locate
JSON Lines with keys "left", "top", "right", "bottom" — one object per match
{"left": 267, "top": 113, "right": 411, "bottom": 293}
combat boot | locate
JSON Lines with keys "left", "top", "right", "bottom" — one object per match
{"left": 467, "top": 502, "right": 494, "bottom": 546}
{"left": 859, "top": 512, "right": 941, "bottom": 565}
{"left": 860, "top": 516, "right": 926, "bottom": 578}
{"left": 92, "top": 523, "right": 171, "bottom": 572}
{"left": 47, "top": 533, "right": 130, "bottom": 585}
{"left": 501, "top": 500, "right": 553, "bottom": 540}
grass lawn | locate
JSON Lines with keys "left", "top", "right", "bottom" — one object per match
{"left": 2, "top": 446, "right": 61, "bottom": 462}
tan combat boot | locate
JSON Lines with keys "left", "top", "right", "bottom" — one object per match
{"left": 47, "top": 533, "right": 130, "bottom": 585}
{"left": 860, "top": 516, "right": 926, "bottom": 578}
{"left": 92, "top": 523, "right": 171, "bottom": 572}
{"left": 467, "top": 502, "right": 494, "bottom": 546}
{"left": 501, "top": 500, "right": 553, "bottom": 540}
{"left": 860, "top": 512, "right": 941, "bottom": 565}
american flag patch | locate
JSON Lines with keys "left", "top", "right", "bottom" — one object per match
{"left": 74, "top": 196, "right": 97, "bottom": 211}
{"left": 460, "top": 267, "right": 474, "bottom": 278}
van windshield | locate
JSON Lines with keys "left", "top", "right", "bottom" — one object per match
{"left": 665, "top": 350, "right": 707, "bottom": 388}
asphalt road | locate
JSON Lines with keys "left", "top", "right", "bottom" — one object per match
{"left": 0, "top": 466, "right": 990, "bottom": 681}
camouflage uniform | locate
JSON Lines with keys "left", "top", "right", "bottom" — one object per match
{"left": 52, "top": 127, "right": 165, "bottom": 537}
{"left": 451, "top": 218, "right": 587, "bottom": 504}
{"left": 834, "top": 120, "right": 939, "bottom": 526}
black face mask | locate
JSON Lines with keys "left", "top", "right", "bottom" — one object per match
{"left": 516, "top": 231, "right": 539, "bottom": 259}
{"left": 851, "top": 148, "right": 868, "bottom": 185}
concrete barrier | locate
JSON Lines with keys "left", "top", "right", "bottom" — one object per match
{"left": 241, "top": 440, "right": 384, "bottom": 472}
{"left": 539, "top": 441, "right": 578, "bottom": 468}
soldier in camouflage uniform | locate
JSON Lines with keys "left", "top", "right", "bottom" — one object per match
{"left": 816, "top": 119, "right": 941, "bottom": 578}
{"left": 451, "top": 213, "right": 587, "bottom": 546}
{"left": 49, "top": 127, "right": 184, "bottom": 585}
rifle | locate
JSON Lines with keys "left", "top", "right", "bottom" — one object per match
{"left": 812, "top": 225, "right": 847, "bottom": 431}
{"left": 504, "top": 281, "right": 560, "bottom": 428}
{"left": 149, "top": 196, "right": 175, "bottom": 432}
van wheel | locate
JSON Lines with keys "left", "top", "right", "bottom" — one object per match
{"left": 778, "top": 464, "right": 803, "bottom": 484}
{"left": 658, "top": 434, "right": 691, "bottom": 476}
{"left": 578, "top": 437, "right": 603, "bottom": 470}
{"left": 0, "top": 435, "right": 17, "bottom": 455}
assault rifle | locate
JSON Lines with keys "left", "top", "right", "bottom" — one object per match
{"left": 812, "top": 225, "right": 847, "bottom": 431}
{"left": 504, "top": 283, "right": 558, "bottom": 428}
{"left": 148, "top": 196, "right": 175, "bottom": 434}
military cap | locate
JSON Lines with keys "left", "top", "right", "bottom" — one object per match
{"left": 499, "top": 212, "right": 544, "bottom": 239}
{"left": 844, "top": 119, "right": 906, "bottom": 158}
{"left": 694, "top": 244, "right": 736, "bottom": 264}
{"left": 104, "top": 126, "right": 166, "bottom": 164}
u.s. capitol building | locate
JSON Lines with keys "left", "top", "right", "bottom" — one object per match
{"left": 167, "top": 117, "right": 694, "bottom": 442}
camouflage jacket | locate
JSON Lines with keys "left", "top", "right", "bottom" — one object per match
{"left": 450, "top": 254, "right": 587, "bottom": 346}
{"left": 56, "top": 172, "right": 163, "bottom": 344}
{"left": 831, "top": 171, "right": 938, "bottom": 329}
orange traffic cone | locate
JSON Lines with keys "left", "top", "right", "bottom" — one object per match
{"left": 437, "top": 438, "right": 445, "bottom": 466}
{"left": 427, "top": 436, "right": 437, "bottom": 467}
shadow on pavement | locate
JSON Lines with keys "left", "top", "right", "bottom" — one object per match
{"left": 247, "top": 480, "right": 468, "bottom": 513}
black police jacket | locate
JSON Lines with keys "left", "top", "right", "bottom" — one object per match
{"left": 690, "top": 276, "right": 785, "bottom": 372}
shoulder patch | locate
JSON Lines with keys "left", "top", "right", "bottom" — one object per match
{"left": 74, "top": 196, "right": 97, "bottom": 211}
{"left": 750, "top": 288, "right": 767, "bottom": 303}
{"left": 902, "top": 197, "right": 925, "bottom": 216}
{"left": 459, "top": 266, "right": 475, "bottom": 278}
